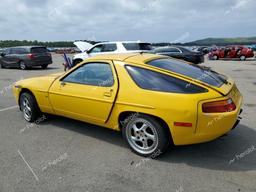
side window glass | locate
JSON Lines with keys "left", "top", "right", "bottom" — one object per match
{"left": 63, "top": 63, "right": 114, "bottom": 87}
{"left": 88, "top": 45, "right": 103, "bottom": 54}
{"left": 5, "top": 49, "right": 11, "bottom": 54}
{"left": 168, "top": 48, "right": 181, "bottom": 53}
{"left": 102, "top": 44, "right": 117, "bottom": 52}
{"left": 14, "top": 48, "right": 27, "bottom": 54}
{"left": 10, "top": 48, "right": 17, "bottom": 54}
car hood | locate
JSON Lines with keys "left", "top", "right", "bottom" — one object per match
{"left": 74, "top": 41, "right": 93, "bottom": 52}
{"left": 15, "top": 72, "right": 64, "bottom": 92}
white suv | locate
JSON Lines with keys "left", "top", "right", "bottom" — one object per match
{"left": 73, "top": 41, "right": 153, "bottom": 65}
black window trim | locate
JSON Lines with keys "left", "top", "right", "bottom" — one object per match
{"left": 146, "top": 58, "right": 225, "bottom": 88}
{"left": 124, "top": 64, "right": 208, "bottom": 94}
{"left": 60, "top": 61, "right": 115, "bottom": 87}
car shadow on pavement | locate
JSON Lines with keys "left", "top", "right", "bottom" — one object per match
{"left": 0, "top": 66, "right": 60, "bottom": 71}
{"left": 41, "top": 115, "right": 126, "bottom": 147}
{"left": 40, "top": 117, "right": 256, "bottom": 171}
{"left": 25, "top": 67, "right": 60, "bottom": 70}
{"left": 158, "top": 124, "right": 256, "bottom": 171}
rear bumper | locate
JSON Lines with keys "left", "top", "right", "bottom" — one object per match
{"left": 172, "top": 86, "right": 243, "bottom": 146}
{"left": 173, "top": 110, "right": 242, "bottom": 145}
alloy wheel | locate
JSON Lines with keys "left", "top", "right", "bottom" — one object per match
{"left": 126, "top": 118, "right": 158, "bottom": 155}
{"left": 240, "top": 55, "right": 246, "bottom": 61}
{"left": 22, "top": 97, "right": 32, "bottom": 121}
{"left": 20, "top": 61, "right": 26, "bottom": 70}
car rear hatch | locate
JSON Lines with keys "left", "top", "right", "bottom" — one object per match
{"left": 30, "top": 47, "right": 52, "bottom": 63}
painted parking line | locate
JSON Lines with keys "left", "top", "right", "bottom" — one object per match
{"left": 18, "top": 150, "right": 39, "bottom": 182}
{"left": 0, "top": 105, "right": 18, "bottom": 112}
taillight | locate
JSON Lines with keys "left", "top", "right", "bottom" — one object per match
{"left": 27, "top": 53, "right": 34, "bottom": 59}
{"left": 202, "top": 98, "right": 236, "bottom": 113}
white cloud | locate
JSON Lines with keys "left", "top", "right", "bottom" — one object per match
{"left": 0, "top": 0, "right": 255, "bottom": 42}
{"left": 225, "top": 0, "right": 251, "bottom": 15}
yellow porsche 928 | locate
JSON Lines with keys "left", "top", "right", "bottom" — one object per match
{"left": 13, "top": 53, "right": 243, "bottom": 157}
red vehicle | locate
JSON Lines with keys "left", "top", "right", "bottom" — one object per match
{"left": 208, "top": 46, "right": 254, "bottom": 61}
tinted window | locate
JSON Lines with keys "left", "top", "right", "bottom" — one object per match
{"left": 63, "top": 63, "right": 114, "bottom": 86}
{"left": 10, "top": 48, "right": 28, "bottom": 54}
{"left": 123, "top": 43, "right": 152, "bottom": 51}
{"left": 147, "top": 59, "right": 226, "bottom": 87}
{"left": 102, "top": 44, "right": 117, "bottom": 52}
{"left": 5, "top": 48, "right": 11, "bottom": 54}
{"left": 126, "top": 65, "right": 207, "bottom": 93}
{"left": 31, "top": 47, "right": 48, "bottom": 53}
{"left": 155, "top": 47, "right": 181, "bottom": 53}
{"left": 89, "top": 45, "right": 103, "bottom": 53}
{"left": 166, "top": 48, "right": 181, "bottom": 53}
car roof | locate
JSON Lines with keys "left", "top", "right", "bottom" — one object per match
{"left": 95, "top": 41, "right": 150, "bottom": 45}
{"left": 85, "top": 53, "right": 165, "bottom": 64}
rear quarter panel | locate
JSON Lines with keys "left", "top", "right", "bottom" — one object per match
{"left": 106, "top": 61, "right": 222, "bottom": 145}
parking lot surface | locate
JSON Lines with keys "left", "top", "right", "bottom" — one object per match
{"left": 0, "top": 54, "right": 256, "bottom": 192}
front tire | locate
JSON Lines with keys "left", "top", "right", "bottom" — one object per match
{"left": 122, "top": 114, "right": 170, "bottom": 158}
{"left": 20, "top": 92, "right": 40, "bottom": 122}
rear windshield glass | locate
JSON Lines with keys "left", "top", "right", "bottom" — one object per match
{"left": 30, "top": 47, "right": 48, "bottom": 53}
{"left": 147, "top": 59, "right": 226, "bottom": 87}
{"left": 126, "top": 65, "right": 207, "bottom": 94}
{"left": 123, "top": 43, "right": 152, "bottom": 51}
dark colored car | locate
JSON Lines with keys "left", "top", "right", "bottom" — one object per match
{"left": 208, "top": 46, "right": 254, "bottom": 61}
{"left": 0, "top": 46, "right": 52, "bottom": 70}
{"left": 0, "top": 48, "right": 5, "bottom": 55}
{"left": 195, "top": 46, "right": 210, "bottom": 55}
{"left": 248, "top": 45, "right": 256, "bottom": 51}
{"left": 153, "top": 46, "right": 204, "bottom": 64}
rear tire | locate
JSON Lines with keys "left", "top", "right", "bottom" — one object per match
{"left": 122, "top": 114, "right": 170, "bottom": 158}
{"left": 19, "top": 92, "right": 41, "bottom": 122}
{"left": 240, "top": 55, "right": 246, "bottom": 61}
{"left": 41, "top": 64, "right": 48, "bottom": 69}
{"left": 0, "top": 62, "right": 5, "bottom": 69}
{"left": 19, "top": 61, "right": 27, "bottom": 70}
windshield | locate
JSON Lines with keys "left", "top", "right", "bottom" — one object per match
{"left": 147, "top": 58, "right": 227, "bottom": 87}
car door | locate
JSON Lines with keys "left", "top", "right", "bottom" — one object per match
{"left": 48, "top": 61, "right": 118, "bottom": 124}
{"left": 229, "top": 47, "right": 237, "bottom": 58}
{"left": 0, "top": 48, "right": 16, "bottom": 67}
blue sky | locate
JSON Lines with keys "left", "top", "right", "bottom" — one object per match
{"left": 0, "top": 0, "right": 255, "bottom": 42}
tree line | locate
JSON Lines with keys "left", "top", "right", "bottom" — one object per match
{"left": 0, "top": 40, "right": 99, "bottom": 48}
